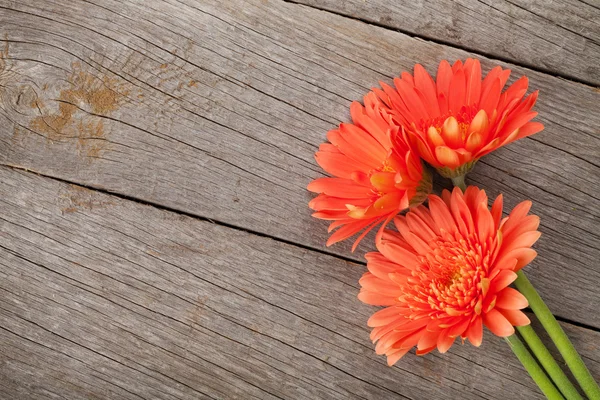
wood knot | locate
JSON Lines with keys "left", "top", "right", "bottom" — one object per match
{"left": 29, "top": 62, "right": 130, "bottom": 161}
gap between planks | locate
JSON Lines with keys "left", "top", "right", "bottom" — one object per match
{"left": 282, "top": 0, "right": 600, "bottom": 88}
{"left": 4, "top": 163, "right": 599, "bottom": 336}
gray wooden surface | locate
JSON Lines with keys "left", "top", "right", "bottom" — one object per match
{"left": 0, "top": 0, "right": 599, "bottom": 399}
{"left": 293, "top": 0, "right": 600, "bottom": 86}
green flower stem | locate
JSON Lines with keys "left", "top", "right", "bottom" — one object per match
{"left": 515, "top": 271, "right": 600, "bottom": 399}
{"left": 450, "top": 175, "right": 467, "bottom": 191}
{"left": 517, "top": 324, "right": 582, "bottom": 400}
{"left": 505, "top": 334, "right": 564, "bottom": 399}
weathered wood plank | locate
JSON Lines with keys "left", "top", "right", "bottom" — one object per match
{"left": 292, "top": 0, "right": 600, "bottom": 86}
{"left": 1, "top": 166, "right": 599, "bottom": 399}
{"left": 0, "top": 0, "right": 599, "bottom": 331}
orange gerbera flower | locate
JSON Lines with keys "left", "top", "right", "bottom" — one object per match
{"left": 308, "top": 93, "right": 432, "bottom": 250}
{"left": 373, "top": 59, "right": 544, "bottom": 178}
{"left": 359, "top": 187, "right": 540, "bottom": 365}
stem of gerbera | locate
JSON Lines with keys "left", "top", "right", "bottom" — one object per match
{"left": 517, "top": 324, "right": 583, "bottom": 400}
{"left": 450, "top": 175, "right": 467, "bottom": 191}
{"left": 515, "top": 270, "right": 600, "bottom": 399}
{"left": 505, "top": 334, "right": 564, "bottom": 399}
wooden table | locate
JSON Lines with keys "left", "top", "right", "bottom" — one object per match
{"left": 1, "top": 1, "right": 598, "bottom": 398}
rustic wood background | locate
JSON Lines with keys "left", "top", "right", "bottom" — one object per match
{"left": 0, "top": 0, "right": 598, "bottom": 398}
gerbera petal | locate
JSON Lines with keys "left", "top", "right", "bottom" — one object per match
{"left": 515, "top": 121, "right": 544, "bottom": 140}
{"left": 503, "top": 231, "right": 542, "bottom": 252}
{"left": 498, "top": 309, "right": 531, "bottom": 326}
{"left": 350, "top": 102, "right": 392, "bottom": 150}
{"left": 490, "top": 194, "right": 504, "bottom": 231}
{"left": 315, "top": 151, "right": 371, "bottom": 178}
{"left": 358, "top": 289, "right": 398, "bottom": 306}
{"left": 428, "top": 195, "right": 456, "bottom": 233}
{"left": 414, "top": 64, "right": 440, "bottom": 117}
{"left": 410, "top": 205, "right": 439, "bottom": 234}
{"left": 359, "top": 274, "right": 402, "bottom": 297}
{"left": 466, "top": 317, "right": 483, "bottom": 347}
{"left": 489, "top": 270, "right": 518, "bottom": 294}
{"left": 483, "top": 308, "right": 515, "bottom": 337}
{"left": 415, "top": 345, "right": 437, "bottom": 356}
{"left": 307, "top": 177, "right": 371, "bottom": 198}
{"left": 448, "top": 67, "right": 466, "bottom": 113}
{"left": 495, "top": 287, "right": 529, "bottom": 310}
{"left": 442, "top": 117, "right": 462, "bottom": 149}
{"left": 435, "top": 146, "right": 461, "bottom": 168}
{"left": 464, "top": 58, "right": 482, "bottom": 106}
{"left": 368, "top": 307, "right": 405, "bottom": 327}
{"left": 417, "top": 328, "right": 440, "bottom": 350}
{"left": 479, "top": 77, "right": 502, "bottom": 117}
{"left": 378, "top": 240, "right": 420, "bottom": 270}
{"left": 436, "top": 60, "right": 453, "bottom": 115}
{"left": 406, "top": 212, "right": 437, "bottom": 242}
{"left": 437, "top": 328, "right": 456, "bottom": 353}
{"left": 476, "top": 201, "right": 495, "bottom": 241}
{"left": 386, "top": 348, "right": 411, "bottom": 366}
{"left": 326, "top": 219, "right": 374, "bottom": 247}
{"left": 365, "top": 252, "right": 400, "bottom": 279}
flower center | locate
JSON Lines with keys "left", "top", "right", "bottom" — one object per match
{"left": 400, "top": 231, "right": 491, "bottom": 319}
{"left": 417, "top": 105, "right": 479, "bottom": 133}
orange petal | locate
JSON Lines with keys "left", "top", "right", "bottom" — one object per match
{"left": 405, "top": 212, "right": 437, "bottom": 242}
{"left": 468, "top": 109, "right": 489, "bottom": 135}
{"left": 483, "top": 308, "right": 515, "bottom": 337}
{"left": 489, "top": 270, "right": 517, "bottom": 294}
{"left": 416, "top": 345, "right": 437, "bottom": 356}
{"left": 414, "top": 64, "right": 440, "bottom": 117}
{"left": 498, "top": 309, "right": 531, "bottom": 326}
{"left": 365, "top": 252, "right": 401, "bottom": 280}
{"left": 516, "top": 121, "right": 544, "bottom": 140}
{"left": 307, "top": 177, "right": 371, "bottom": 198}
{"left": 326, "top": 219, "right": 374, "bottom": 246}
{"left": 350, "top": 102, "right": 392, "bottom": 150}
{"left": 448, "top": 68, "right": 466, "bottom": 114}
{"left": 350, "top": 219, "right": 383, "bottom": 251}
{"left": 490, "top": 194, "right": 504, "bottom": 230}
{"left": 474, "top": 137, "right": 500, "bottom": 158}
{"left": 315, "top": 151, "right": 371, "bottom": 179}
{"left": 448, "top": 318, "right": 471, "bottom": 338}
{"left": 370, "top": 172, "right": 397, "bottom": 192}
{"left": 427, "top": 126, "right": 445, "bottom": 147}
{"left": 378, "top": 241, "right": 420, "bottom": 270}
{"left": 428, "top": 195, "right": 457, "bottom": 233}
{"left": 386, "top": 348, "right": 411, "bottom": 366}
{"left": 465, "top": 131, "right": 483, "bottom": 152}
{"left": 368, "top": 306, "right": 404, "bottom": 327}
{"left": 479, "top": 77, "right": 502, "bottom": 117}
{"left": 358, "top": 290, "right": 398, "bottom": 306}
{"left": 497, "top": 248, "right": 538, "bottom": 271}
{"left": 417, "top": 328, "right": 440, "bottom": 350}
{"left": 435, "top": 146, "right": 461, "bottom": 168}
{"left": 436, "top": 60, "right": 452, "bottom": 115}
{"left": 465, "top": 59, "right": 482, "bottom": 106}
{"left": 359, "top": 274, "right": 402, "bottom": 297}
{"left": 503, "top": 232, "right": 542, "bottom": 254}
{"left": 476, "top": 201, "right": 494, "bottom": 241}
{"left": 441, "top": 116, "right": 462, "bottom": 148}
{"left": 437, "top": 328, "right": 456, "bottom": 353}
{"left": 466, "top": 317, "right": 483, "bottom": 347}
{"left": 495, "top": 288, "right": 528, "bottom": 310}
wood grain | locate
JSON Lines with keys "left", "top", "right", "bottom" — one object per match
{"left": 291, "top": 0, "right": 600, "bottom": 86}
{"left": 2, "top": 166, "right": 599, "bottom": 399}
{"left": 0, "top": 0, "right": 598, "bottom": 334}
